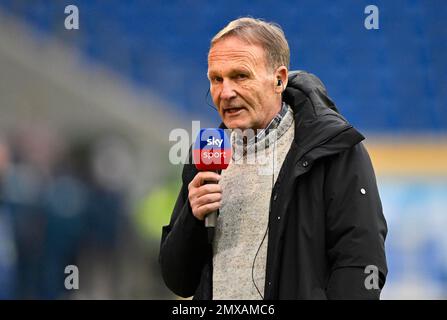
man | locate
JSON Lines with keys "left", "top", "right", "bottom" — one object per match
{"left": 160, "top": 17, "right": 387, "bottom": 300}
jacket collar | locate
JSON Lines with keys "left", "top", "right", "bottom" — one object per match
{"left": 283, "top": 70, "right": 364, "bottom": 162}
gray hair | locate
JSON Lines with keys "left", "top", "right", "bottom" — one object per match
{"left": 210, "top": 17, "right": 290, "bottom": 70}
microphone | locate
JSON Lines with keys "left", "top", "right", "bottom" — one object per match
{"left": 193, "top": 128, "right": 231, "bottom": 242}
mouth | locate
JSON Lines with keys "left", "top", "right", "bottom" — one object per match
{"left": 223, "top": 107, "right": 245, "bottom": 116}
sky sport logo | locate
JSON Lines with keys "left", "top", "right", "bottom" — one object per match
{"left": 193, "top": 128, "right": 231, "bottom": 171}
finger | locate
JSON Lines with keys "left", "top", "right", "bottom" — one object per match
{"left": 190, "top": 171, "right": 221, "bottom": 188}
{"left": 195, "top": 193, "right": 222, "bottom": 207}
{"left": 196, "top": 201, "right": 222, "bottom": 218}
{"left": 189, "top": 184, "right": 222, "bottom": 202}
{"left": 190, "top": 191, "right": 221, "bottom": 212}
{"left": 195, "top": 184, "right": 222, "bottom": 198}
{"left": 188, "top": 184, "right": 221, "bottom": 204}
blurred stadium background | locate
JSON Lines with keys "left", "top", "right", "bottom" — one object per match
{"left": 0, "top": 0, "right": 446, "bottom": 299}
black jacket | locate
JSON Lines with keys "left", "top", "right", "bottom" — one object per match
{"left": 159, "top": 71, "right": 388, "bottom": 299}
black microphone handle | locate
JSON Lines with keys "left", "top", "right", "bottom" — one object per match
{"left": 204, "top": 175, "right": 219, "bottom": 243}
{"left": 205, "top": 210, "right": 217, "bottom": 228}
{"left": 206, "top": 211, "right": 217, "bottom": 244}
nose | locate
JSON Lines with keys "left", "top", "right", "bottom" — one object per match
{"left": 220, "top": 79, "right": 237, "bottom": 101}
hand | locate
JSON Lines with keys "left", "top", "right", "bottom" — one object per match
{"left": 188, "top": 171, "right": 222, "bottom": 221}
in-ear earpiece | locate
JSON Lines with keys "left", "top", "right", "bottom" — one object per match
{"left": 277, "top": 79, "right": 282, "bottom": 86}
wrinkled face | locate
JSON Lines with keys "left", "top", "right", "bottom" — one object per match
{"left": 208, "top": 37, "right": 280, "bottom": 130}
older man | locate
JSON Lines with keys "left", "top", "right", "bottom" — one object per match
{"left": 160, "top": 17, "right": 387, "bottom": 300}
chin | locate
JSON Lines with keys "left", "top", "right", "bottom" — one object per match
{"left": 224, "top": 119, "right": 251, "bottom": 130}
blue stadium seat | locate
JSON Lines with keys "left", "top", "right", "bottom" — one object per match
{"left": 1, "top": 0, "right": 445, "bottom": 132}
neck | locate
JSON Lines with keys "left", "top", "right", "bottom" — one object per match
{"left": 259, "top": 100, "right": 282, "bottom": 130}
{"left": 241, "top": 101, "right": 288, "bottom": 147}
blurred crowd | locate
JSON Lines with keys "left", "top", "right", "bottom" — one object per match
{"left": 0, "top": 125, "right": 171, "bottom": 299}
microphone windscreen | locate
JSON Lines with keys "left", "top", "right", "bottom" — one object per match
{"left": 193, "top": 128, "right": 232, "bottom": 171}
